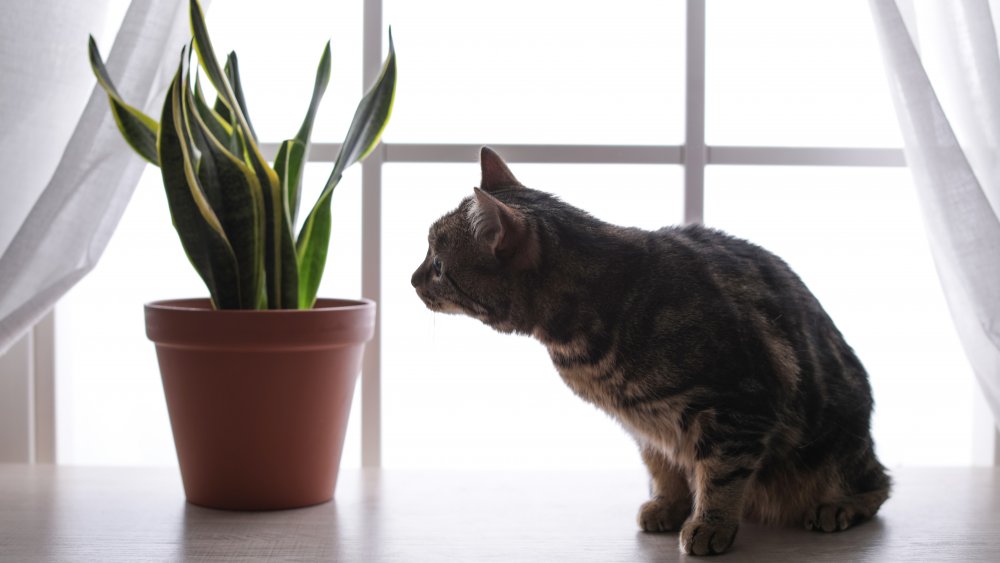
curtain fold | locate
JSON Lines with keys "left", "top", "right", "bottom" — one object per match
{"left": 0, "top": 0, "right": 193, "bottom": 355}
{"left": 870, "top": 0, "right": 1000, "bottom": 428}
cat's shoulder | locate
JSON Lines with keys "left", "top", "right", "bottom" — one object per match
{"left": 652, "top": 223, "right": 753, "bottom": 250}
{"left": 649, "top": 223, "right": 785, "bottom": 271}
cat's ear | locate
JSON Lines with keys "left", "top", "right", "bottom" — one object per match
{"left": 471, "top": 187, "right": 540, "bottom": 269}
{"left": 480, "top": 146, "right": 522, "bottom": 193}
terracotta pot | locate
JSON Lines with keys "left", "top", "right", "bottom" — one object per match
{"left": 144, "top": 298, "right": 375, "bottom": 510}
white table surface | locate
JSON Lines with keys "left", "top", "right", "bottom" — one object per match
{"left": 1, "top": 465, "right": 999, "bottom": 562}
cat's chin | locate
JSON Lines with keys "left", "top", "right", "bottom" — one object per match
{"left": 428, "top": 300, "right": 515, "bottom": 334}
{"left": 436, "top": 303, "right": 468, "bottom": 315}
{"left": 436, "top": 297, "right": 493, "bottom": 320}
{"left": 417, "top": 295, "right": 469, "bottom": 317}
{"left": 486, "top": 322, "right": 517, "bottom": 334}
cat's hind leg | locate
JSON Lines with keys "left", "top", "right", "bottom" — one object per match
{"left": 804, "top": 488, "right": 889, "bottom": 532}
{"left": 637, "top": 445, "right": 692, "bottom": 533}
{"left": 804, "top": 446, "right": 891, "bottom": 532}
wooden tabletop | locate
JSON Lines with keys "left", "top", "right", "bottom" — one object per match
{"left": 1, "top": 465, "right": 998, "bottom": 562}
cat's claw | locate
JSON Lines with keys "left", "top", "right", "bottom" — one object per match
{"left": 637, "top": 496, "right": 691, "bottom": 533}
{"left": 679, "top": 518, "right": 738, "bottom": 556}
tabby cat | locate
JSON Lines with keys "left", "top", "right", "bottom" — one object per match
{"left": 411, "top": 147, "right": 890, "bottom": 556}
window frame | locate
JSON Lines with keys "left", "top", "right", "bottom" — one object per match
{"left": 6, "top": 0, "right": 997, "bottom": 466}
{"left": 345, "top": 0, "right": 910, "bottom": 466}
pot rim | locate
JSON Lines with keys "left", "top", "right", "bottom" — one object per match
{"left": 145, "top": 298, "right": 376, "bottom": 349}
{"left": 145, "top": 297, "right": 375, "bottom": 314}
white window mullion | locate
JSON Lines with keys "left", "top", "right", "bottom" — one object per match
{"left": 383, "top": 144, "right": 683, "bottom": 165}
{"left": 360, "top": 0, "right": 385, "bottom": 469}
{"left": 0, "top": 310, "right": 55, "bottom": 463}
{"left": 0, "top": 329, "right": 33, "bottom": 462}
{"left": 708, "top": 146, "right": 905, "bottom": 167}
{"left": 684, "top": 0, "right": 707, "bottom": 225}
{"left": 31, "top": 312, "right": 55, "bottom": 463}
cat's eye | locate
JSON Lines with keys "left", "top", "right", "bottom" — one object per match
{"left": 431, "top": 256, "right": 443, "bottom": 276}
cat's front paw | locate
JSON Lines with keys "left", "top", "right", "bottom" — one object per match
{"left": 637, "top": 496, "right": 691, "bottom": 532}
{"left": 679, "top": 518, "right": 738, "bottom": 556}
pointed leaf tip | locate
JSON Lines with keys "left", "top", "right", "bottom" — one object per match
{"left": 88, "top": 34, "right": 161, "bottom": 166}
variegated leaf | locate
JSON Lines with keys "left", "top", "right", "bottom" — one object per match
{"left": 274, "top": 139, "right": 306, "bottom": 227}
{"left": 158, "top": 50, "right": 241, "bottom": 309}
{"left": 183, "top": 62, "right": 265, "bottom": 308}
{"left": 192, "top": 75, "right": 236, "bottom": 154}
{"left": 88, "top": 35, "right": 160, "bottom": 166}
{"left": 296, "top": 30, "right": 397, "bottom": 309}
{"left": 189, "top": 0, "right": 296, "bottom": 308}
{"left": 224, "top": 52, "right": 258, "bottom": 143}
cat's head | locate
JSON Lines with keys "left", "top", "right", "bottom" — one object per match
{"left": 411, "top": 147, "right": 542, "bottom": 333}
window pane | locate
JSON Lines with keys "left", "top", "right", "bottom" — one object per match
{"left": 55, "top": 165, "right": 364, "bottom": 467}
{"left": 381, "top": 163, "right": 682, "bottom": 469}
{"left": 705, "top": 166, "right": 973, "bottom": 466}
{"left": 382, "top": 0, "right": 685, "bottom": 145}
{"left": 706, "top": 0, "right": 902, "bottom": 147}
{"left": 204, "top": 0, "right": 363, "bottom": 143}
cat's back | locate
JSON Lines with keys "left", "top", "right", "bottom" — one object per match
{"left": 643, "top": 223, "right": 824, "bottom": 321}
{"left": 650, "top": 223, "right": 797, "bottom": 284}
{"left": 620, "top": 222, "right": 856, "bottom": 412}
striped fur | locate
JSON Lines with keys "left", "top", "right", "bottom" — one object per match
{"left": 411, "top": 148, "right": 890, "bottom": 556}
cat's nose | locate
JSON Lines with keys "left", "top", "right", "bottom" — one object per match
{"left": 410, "top": 266, "right": 422, "bottom": 288}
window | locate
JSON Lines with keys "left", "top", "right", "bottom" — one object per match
{"left": 53, "top": 0, "right": 978, "bottom": 468}
{"left": 383, "top": 0, "right": 684, "bottom": 145}
{"left": 705, "top": 0, "right": 901, "bottom": 147}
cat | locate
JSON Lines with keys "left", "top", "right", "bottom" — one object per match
{"left": 411, "top": 147, "right": 891, "bottom": 556}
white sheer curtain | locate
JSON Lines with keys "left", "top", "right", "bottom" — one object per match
{"left": 0, "top": 0, "right": 194, "bottom": 356}
{"left": 870, "top": 0, "right": 1000, "bottom": 430}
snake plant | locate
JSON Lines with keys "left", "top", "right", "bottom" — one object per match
{"left": 88, "top": 0, "right": 396, "bottom": 309}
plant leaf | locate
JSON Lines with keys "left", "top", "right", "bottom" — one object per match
{"left": 158, "top": 49, "right": 241, "bottom": 309}
{"left": 240, "top": 124, "right": 296, "bottom": 309}
{"left": 209, "top": 89, "right": 244, "bottom": 155}
{"left": 184, "top": 60, "right": 264, "bottom": 308}
{"left": 244, "top": 127, "right": 297, "bottom": 309}
{"left": 295, "top": 41, "right": 332, "bottom": 145}
{"left": 192, "top": 75, "right": 236, "bottom": 152}
{"left": 275, "top": 42, "right": 332, "bottom": 228}
{"left": 295, "top": 191, "right": 332, "bottom": 310}
{"left": 274, "top": 139, "right": 306, "bottom": 227}
{"left": 189, "top": 0, "right": 237, "bottom": 123}
{"left": 224, "top": 51, "right": 258, "bottom": 143}
{"left": 296, "top": 30, "right": 397, "bottom": 309}
{"left": 88, "top": 35, "right": 160, "bottom": 166}
{"left": 213, "top": 93, "right": 232, "bottom": 127}
{"left": 259, "top": 168, "right": 300, "bottom": 309}
{"left": 189, "top": 0, "right": 258, "bottom": 161}
{"left": 189, "top": 0, "right": 297, "bottom": 308}
{"left": 329, "top": 29, "right": 397, "bottom": 183}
